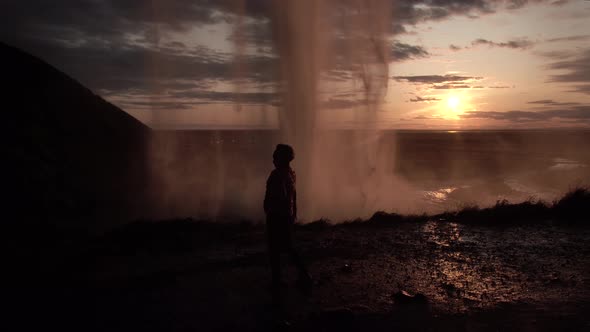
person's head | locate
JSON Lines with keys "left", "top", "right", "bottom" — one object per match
{"left": 273, "top": 144, "right": 294, "bottom": 168}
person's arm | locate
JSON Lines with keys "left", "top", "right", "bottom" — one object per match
{"left": 293, "top": 187, "right": 297, "bottom": 222}
{"left": 263, "top": 172, "right": 274, "bottom": 214}
{"left": 290, "top": 171, "right": 297, "bottom": 222}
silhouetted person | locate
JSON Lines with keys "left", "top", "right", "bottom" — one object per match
{"left": 264, "top": 144, "right": 312, "bottom": 295}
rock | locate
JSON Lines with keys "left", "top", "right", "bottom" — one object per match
{"left": 340, "top": 263, "right": 353, "bottom": 274}
{"left": 442, "top": 283, "right": 460, "bottom": 297}
{"left": 393, "top": 290, "right": 428, "bottom": 305}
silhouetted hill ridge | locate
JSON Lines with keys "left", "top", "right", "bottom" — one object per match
{"left": 1, "top": 42, "right": 150, "bottom": 229}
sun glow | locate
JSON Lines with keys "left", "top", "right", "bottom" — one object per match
{"left": 447, "top": 96, "right": 460, "bottom": 109}
{"left": 439, "top": 95, "right": 466, "bottom": 119}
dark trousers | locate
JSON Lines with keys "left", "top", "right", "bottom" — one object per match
{"left": 266, "top": 216, "right": 308, "bottom": 288}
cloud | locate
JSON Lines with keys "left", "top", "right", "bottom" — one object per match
{"left": 393, "top": 74, "right": 482, "bottom": 84}
{"left": 0, "top": 0, "right": 556, "bottom": 113}
{"left": 226, "top": 19, "right": 273, "bottom": 48}
{"left": 527, "top": 99, "right": 580, "bottom": 106}
{"left": 551, "top": 0, "right": 570, "bottom": 6}
{"left": 391, "top": 42, "right": 429, "bottom": 61}
{"left": 461, "top": 106, "right": 590, "bottom": 122}
{"left": 432, "top": 84, "right": 471, "bottom": 89}
{"left": 471, "top": 38, "right": 534, "bottom": 49}
{"left": 450, "top": 37, "right": 535, "bottom": 51}
{"left": 546, "top": 35, "right": 590, "bottom": 43}
{"left": 449, "top": 44, "right": 463, "bottom": 51}
{"left": 413, "top": 115, "right": 440, "bottom": 120}
{"left": 61, "top": 41, "right": 274, "bottom": 94}
{"left": 321, "top": 98, "right": 366, "bottom": 109}
{"left": 394, "top": 74, "right": 483, "bottom": 89}
{"left": 388, "top": 0, "right": 536, "bottom": 35}
{"left": 487, "top": 85, "right": 512, "bottom": 88}
{"left": 409, "top": 96, "right": 441, "bottom": 102}
{"left": 547, "top": 48, "right": 590, "bottom": 94}
{"left": 117, "top": 100, "right": 209, "bottom": 110}
{"left": 169, "top": 90, "right": 279, "bottom": 105}
{"left": 0, "top": 0, "right": 274, "bottom": 99}
{"left": 528, "top": 99, "right": 556, "bottom": 104}
{"left": 2, "top": 0, "right": 226, "bottom": 45}
{"left": 567, "top": 85, "right": 590, "bottom": 95}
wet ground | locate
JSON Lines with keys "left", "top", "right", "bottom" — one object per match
{"left": 74, "top": 220, "right": 590, "bottom": 331}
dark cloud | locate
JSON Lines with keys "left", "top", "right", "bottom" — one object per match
{"left": 527, "top": 99, "right": 580, "bottom": 106}
{"left": 389, "top": 0, "right": 550, "bottom": 35}
{"left": 117, "top": 100, "right": 209, "bottom": 110}
{"left": 169, "top": 90, "right": 279, "bottom": 104}
{"left": 412, "top": 114, "right": 443, "bottom": 120}
{"left": 487, "top": 85, "right": 512, "bottom": 88}
{"left": 393, "top": 74, "right": 482, "bottom": 84}
{"left": 432, "top": 84, "right": 471, "bottom": 89}
{"left": 547, "top": 48, "right": 590, "bottom": 94}
{"left": 535, "top": 49, "right": 577, "bottom": 59}
{"left": 390, "top": 0, "right": 493, "bottom": 34}
{"left": 332, "top": 92, "right": 356, "bottom": 98}
{"left": 449, "top": 44, "right": 463, "bottom": 51}
{"left": 324, "top": 69, "right": 354, "bottom": 82}
{"left": 51, "top": 41, "right": 274, "bottom": 95}
{"left": 528, "top": 99, "right": 558, "bottom": 104}
{"left": 226, "top": 19, "right": 273, "bottom": 48}
{"left": 321, "top": 98, "right": 367, "bottom": 109}
{"left": 2, "top": 0, "right": 226, "bottom": 45}
{"left": 165, "top": 41, "right": 188, "bottom": 49}
{"left": 471, "top": 38, "right": 534, "bottom": 49}
{"left": 567, "top": 85, "right": 590, "bottom": 95}
{"left": 450, "top": 36, "right": 536, "bottom": 51}
{"left": 391, "top": 42, "right": 429, "bottom": 61}
{"left": 0, "top": 0, "right": 276, "bottom": 101}
{"left": 546, "top": 35, "right": 590, "bottom": 43}
{"left": 409, "top": 96, "right": 441, "bottom": 102}
{"left": 394, "top": 74, "right": 483, "bottom": 89}
{"left": 551, "top": 0, "right": 570, "bottom": 6}
{"left": 461, "top": 106, "right": 590, "bottom": 122}
{"left": 0, "top": 0, "right": 555, "bottom": 111}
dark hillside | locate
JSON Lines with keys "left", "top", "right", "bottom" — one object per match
{"left": 1, "top": 42, "right": 150, "bottom": 230}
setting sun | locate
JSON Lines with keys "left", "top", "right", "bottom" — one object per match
{"left": 447, "top": 96, "right": 460, "bottom": 109}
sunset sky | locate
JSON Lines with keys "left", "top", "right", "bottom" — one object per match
{"left": 3, "top": 0, "right": 590, "bottom": 129}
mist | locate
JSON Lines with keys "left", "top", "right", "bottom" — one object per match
{"left": 141, "top": 0, "right": 589, "bottom": 223}
{"left": 144, "top": 128, "right": 590, "bottom": 223}
{"left": 143, "top": 0, "right": 421, "bottom": 222}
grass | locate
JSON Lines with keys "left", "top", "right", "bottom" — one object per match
{"left": 43, "top": 187, "right": 589, "bottom": 252}
{"left": 356, "top": 186, "right": 589, "bottom": 226}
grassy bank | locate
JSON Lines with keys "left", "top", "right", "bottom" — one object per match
{"left": 356, "top": 186, "right": 590, "bottom": 227}
{"left": 99, "top": 187, "right": 590, "bottom": 248}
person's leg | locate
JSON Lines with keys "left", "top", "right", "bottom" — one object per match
{"left": 288, "top": 248, "right": 310, "bottom": 278}
{"left": 267, "top": 230, "right": 282, "bottom": 289}
{"left": 285, "top": 225, "right": 311, "bottom": 282}
{"left": 267, "top": 222, "right": 286, "bottom": 322}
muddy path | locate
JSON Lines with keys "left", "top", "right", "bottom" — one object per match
{"left": 71, "top": 220, "right": 590, "bottom": 331}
